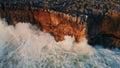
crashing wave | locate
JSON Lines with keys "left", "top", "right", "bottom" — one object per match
{"left": 0, "top": 19, "right": 120, "bottom": 68}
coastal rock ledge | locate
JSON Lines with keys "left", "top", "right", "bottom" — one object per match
{"left": 0, "top": 8, "right": 120, "bottom": 48}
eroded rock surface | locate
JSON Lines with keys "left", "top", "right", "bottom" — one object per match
{"left": 34, "top": 9, "right": 86, "bottom": 42}
{"left": 101, "top": 10, "right": 120, "bottom": 47}
{"left": 0, "top": 8, "right": 86, "bottom": 42}
{"left": 88, "top": 10, "right": 120, "bottom": 48}
{"left": 0, "top": 1, "right": 120, "bottom": 48}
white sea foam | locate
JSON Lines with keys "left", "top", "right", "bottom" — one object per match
{"left": 0, "top": 18, "right": 120, "bottom": 68}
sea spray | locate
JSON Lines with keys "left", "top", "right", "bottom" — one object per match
{"left": 0, "top": 18, "right": 120, "bottom": 68}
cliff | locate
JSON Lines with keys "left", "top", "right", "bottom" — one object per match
{"left": 34, "top": 9, "right": 86, "bottom": 42}
{"left": 87, "top": 10, "right": 120, "bottom": 48}
{"left": 0, "top": 1, "right": 120, "bottom": 48}
{"left": 101, "top": 10, "right": 120, "bottom": 48}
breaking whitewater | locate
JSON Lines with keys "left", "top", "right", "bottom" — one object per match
{"left": 0, "top": 18, "right": 120, "bottom": 68}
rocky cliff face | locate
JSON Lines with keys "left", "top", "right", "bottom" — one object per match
{"left": 34, "top": 9, "right": 86, "bottom": 42}
{"left": 0, "top": 8, "right": 86, "bottom": 42}
{"left": 0, "top": 1, "right": 120, "bottom": 48}
{"left": 87, "top": 10, "right": 120, "bottom": 48}
{"left": 101, "top": 10, "right": 120, "bottom": 39}
{"left": 101, "top": 10, "right": 120, "bottom": 48}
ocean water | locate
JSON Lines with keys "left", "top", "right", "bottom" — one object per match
{"left": 0, "top": 18, "right": 120, "bottom": 68}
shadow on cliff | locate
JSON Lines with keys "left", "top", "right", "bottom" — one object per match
{"left": 87, "top": 10, "right": 120, "bottom": 49}
{"left": 87, "top": 14, "right": 105, "bottom": 47}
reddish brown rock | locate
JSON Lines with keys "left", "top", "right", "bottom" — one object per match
{"left": 34, "top": 9, "right": 86, "bottom": 42}
{"left": 1, "top": 7, "right": 120, "bottom": 48}
{"left": 0, "top": 8, "right": 86, "bottom": 42}
{"left": 1, "top": 9, "right": 35, "bottom": 25}
{"left": 101, "top": 10, "right": 120, "bottom": 47}
{"left": 101, "top": 10, "right": 120, "bottom": 38}
{"left": 87, "top": 9, "right": 120, "bottom": 48}
{"left": 0, "top": 9, "right": 2, "bottom": 17}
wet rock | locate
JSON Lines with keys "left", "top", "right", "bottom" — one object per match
{"left": 34, "top": 9, "right": 86, "bottom": 42}
{"left": 0, "top": 1, "right": 120, "bottom": 48}
{"left": 101, "top": 10, "right": 120, "bottom": 47}
{"left": 88, "top": 10, "right": 120, "bottom": 48}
